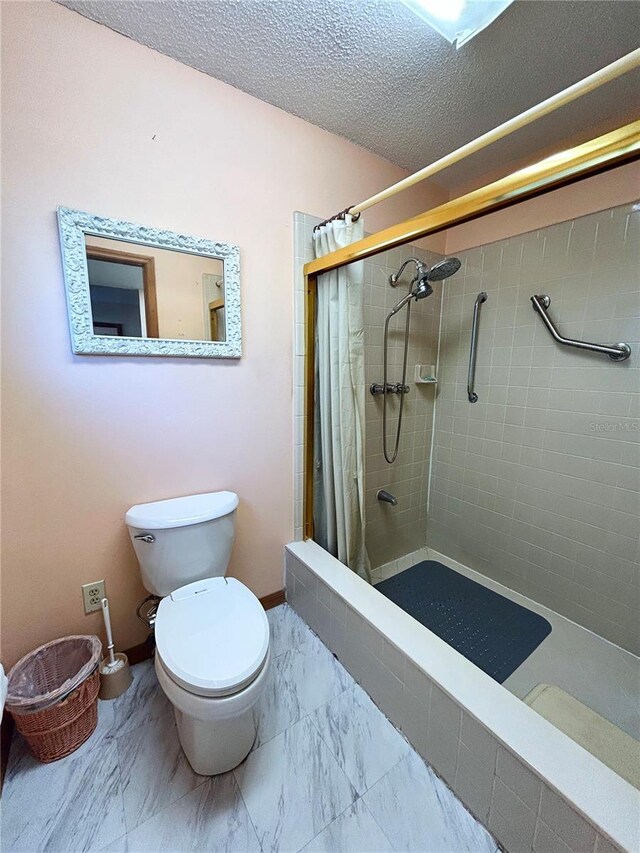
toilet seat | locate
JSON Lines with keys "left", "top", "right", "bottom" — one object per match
{"left": 155, "top": 577, "right": 269, "bottom": 698}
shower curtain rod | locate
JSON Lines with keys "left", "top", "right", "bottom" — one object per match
{"left": 315, "top": 47, "right": 640, "bottom": 230}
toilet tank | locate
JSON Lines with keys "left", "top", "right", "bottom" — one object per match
{"left": 125, "top": 491, "right": 239, "bottom": 597}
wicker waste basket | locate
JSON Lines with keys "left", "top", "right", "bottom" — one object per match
{"left": 6, "top": 635, "right": 102, "bottom": 762}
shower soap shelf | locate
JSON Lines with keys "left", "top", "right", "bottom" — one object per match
{"left": 414, "top": 364, "right": 437, "bottom": 384}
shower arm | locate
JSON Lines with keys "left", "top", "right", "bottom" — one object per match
{"left": 389, "top": 258, "right": 423, "bottom": 287}
{"left": 531, "top": 295, "right": 631, "bottom": 362}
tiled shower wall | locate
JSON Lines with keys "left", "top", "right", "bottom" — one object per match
{"left": 428, "top": 203, "right": 640, "bottom": 653}
{"left": 363, "top": 247, "right": 442, "bottom": 568}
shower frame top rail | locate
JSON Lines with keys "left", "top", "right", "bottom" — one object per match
{"left": 468, "top": 292, "right": 488, "bottom": 402}
{"left": 304, "top": 121, "right": 640, "bottom": 278}
{"left": 531, "top": 295, "right": 631, "bottom": 362}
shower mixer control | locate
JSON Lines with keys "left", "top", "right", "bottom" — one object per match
{"left": 370, "top": 382, "right": 410, "bottom": 396}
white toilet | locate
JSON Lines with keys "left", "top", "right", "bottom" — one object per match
{"left": 125, "top": 491, "right": 270, "bottom": 776}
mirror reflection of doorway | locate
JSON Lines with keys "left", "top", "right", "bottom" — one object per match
{"left": 208, "top": 298, "right": 225, "bottom": 340}
{"left": 202, "top": 272, "right": 225, "bottom": 342}
{"left": 86, "top": 245, "right": 159, "bottom": 338}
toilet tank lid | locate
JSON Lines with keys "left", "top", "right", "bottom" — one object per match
{"left": 125, "top": 491, "right": 238, "bottom": 530}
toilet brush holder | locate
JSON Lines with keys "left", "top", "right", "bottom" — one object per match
{"left": 98, "top": 597, "right": 133, "bottom": 700}
{"left": 98, "top": 652, "right": 132, "bottom": 700}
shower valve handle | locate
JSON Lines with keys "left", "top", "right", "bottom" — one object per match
{"left": 370, "top": 382, "right": 410, "bottom": 396}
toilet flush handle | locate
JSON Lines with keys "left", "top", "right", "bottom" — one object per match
{"left": 134, "top": 533, "right": 156, "bottom": 544}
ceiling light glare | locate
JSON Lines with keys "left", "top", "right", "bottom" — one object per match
{"left": 400, "top": 0, "right": 514, "bottom": 48}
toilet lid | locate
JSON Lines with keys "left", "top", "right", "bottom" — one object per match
{"left": 155, "top": 577, "right": 269, "bottom": 697}
{"left": 125, "top": 491, "right": 238, "bottom": 530}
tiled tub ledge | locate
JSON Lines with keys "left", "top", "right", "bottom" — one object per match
{"left": 285, "top": 540, "right": 640, "bottom": 853}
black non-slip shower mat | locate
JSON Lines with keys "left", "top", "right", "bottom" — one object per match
{"left": 375, "top": 561, "right": 551, "bottom": 683}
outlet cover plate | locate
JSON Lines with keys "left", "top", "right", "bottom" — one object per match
{"left": 82, "top": 580, "right": 106, "bottom": 614}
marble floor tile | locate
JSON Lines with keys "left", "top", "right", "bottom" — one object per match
{"left": 256, "top": 604, "right": 348, "bottom": 750}
{"left": 117, "top": 699, "right": 204, "bottom": 832}
{"left": 120, "top": 772, "right": 261, "bottom": 852}
{"left": 101, "top": 835, "right": 129, "bottom": 853}
{"left": 310, "top": 683, "right": 410, "bottom": 795}
{"left": 2, "top": 735, "right": 125, "bottom": 853}
{"left": 362, "top": 750, "right": 497, "bottom": 853}
{"left": 301, "top": 799, "right": 394, "bottom": 853}
{"left": 2, "top": 606, "right": 496, "bottom": 853}
{"left": 253, "top": 648, "right": 305, "bottom": 749}
{"left": 87, "top": 697, "right": 117, "bottom": 748}
{"left": 284, "top": 633, "right": 352, "bottom": 714}
{"left": 267, "top": 604, "right": 312, "bottom": 658}
{"left": 113, "top": 659, "right": 171, "bottom": 737}
{"left": 234, "top": 716, "right": 357, "bottom": 853}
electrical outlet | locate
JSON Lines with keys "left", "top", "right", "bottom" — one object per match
{"left": 82, "top": 580, "right": 106, "bottom": 614}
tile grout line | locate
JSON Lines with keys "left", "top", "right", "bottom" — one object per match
{"left": 231, "top": 768, "right": 264, "bottom": 852}
{"left": 110, "top": 707, "right": 129, "bottom": 850}
{"left": 301, "top": 684, "right": 408, "bottom": 853}
{"left": 357, "top": 794, "right": 398, "bottom": 853}
{"left": 280, "top": 606, "right": 414, "bottom": 831}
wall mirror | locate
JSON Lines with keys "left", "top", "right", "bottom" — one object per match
{"left": 57, "top": 207, "right": 241, "bottom": 357}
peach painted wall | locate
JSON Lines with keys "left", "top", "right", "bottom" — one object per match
{"left": 1, "top": 2, "right": 447, "bottom": 667}
{"left": 445, "top": 162, "right": 640, "bottom": 252}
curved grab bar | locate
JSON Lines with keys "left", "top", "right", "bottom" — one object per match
{"left": 531, "top": 295, "right": 631, "bottom": 362}
{"left": 467, "top": 292, "right": 488, "bottom": 403}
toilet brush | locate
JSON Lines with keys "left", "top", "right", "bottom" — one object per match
{"left": 98, "top": 597, "right": 133, "bottom": 700}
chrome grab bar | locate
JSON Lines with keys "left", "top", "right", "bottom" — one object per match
{"left": 531, "top": 295, "right": 631, "bottom": 362}
{"left": 467, "top": 292, "right": 488, "bottom": 403}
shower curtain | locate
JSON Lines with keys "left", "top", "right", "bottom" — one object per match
{"left": 313, "top": 215, "right": 371, "bottom": 581}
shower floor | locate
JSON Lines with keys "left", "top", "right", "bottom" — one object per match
{"left": 375, "top": 561, "right": 551, "bottom": 683}
{"left": 371, "top": 547, "right": 640, "bottom": 742}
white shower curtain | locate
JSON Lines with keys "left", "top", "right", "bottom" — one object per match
{"left": 313, "top": 215, "right": 371, "bottom": 581}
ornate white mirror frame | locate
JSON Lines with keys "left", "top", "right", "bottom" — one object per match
{"left": 57, "top": 206, "right": 242, "bottom": 358}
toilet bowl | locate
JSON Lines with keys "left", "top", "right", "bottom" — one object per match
{"left": 125, "top": 491, "right": 270, "bottom": 775}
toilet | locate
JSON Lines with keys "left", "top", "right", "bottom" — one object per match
{"left": 125, "top": 491, "right": 270, "bottom": 776}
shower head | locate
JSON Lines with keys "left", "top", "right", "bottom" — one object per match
{"left": 387, "top": 273, "right": 433, "bottom": 317}
{"left": 389, "top": 256, "right": 461, "bottom": 289}
{"left": 387, "top": 256, "right": 459, "bottom": 316}
{"left": 411, "top": 276, "right": 433, "bottom": 300}
{"left": 426, "top": 257, "right": 461, "bottom": 281}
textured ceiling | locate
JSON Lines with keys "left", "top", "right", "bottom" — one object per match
{"left": 59, "top": 0, "right": 640, "bottom": 188}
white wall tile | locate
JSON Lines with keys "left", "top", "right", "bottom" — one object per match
{"left": 533, "top": 818, "right": 574, "bottom": 853}
{"left": 496, "top": 747, "right": 542, "bottom": 813}
{"left": 363, "top": 245, "right": 443, "bottom": 567}
{"left": 539, "top": 785, "right": 597, "bottom": 853}
{"left": 490, "top": 777, "right": 538, "bottom": 852}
